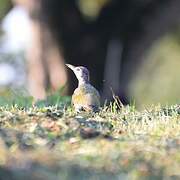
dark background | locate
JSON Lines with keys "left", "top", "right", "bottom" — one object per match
{"left": 0, "top": 0, "right": 180, "bottom": 108}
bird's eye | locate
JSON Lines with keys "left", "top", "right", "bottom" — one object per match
{"left": 76, "top": 68, "right": 80, "bottom": 71}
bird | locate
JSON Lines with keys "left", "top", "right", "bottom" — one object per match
{"left": 66, "top": 64, "right": 100, "bottom": 112}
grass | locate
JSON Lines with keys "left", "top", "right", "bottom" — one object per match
{"left": 0, "top": 94, "right": 179, "bottom": 180}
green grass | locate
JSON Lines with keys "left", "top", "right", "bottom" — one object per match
{"left": 0, "top": 95, "right": 179, "bottom": 180}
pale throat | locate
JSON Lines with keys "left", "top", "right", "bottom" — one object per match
{"left": 77, "top": 76, "right": 89, "bottom": 86}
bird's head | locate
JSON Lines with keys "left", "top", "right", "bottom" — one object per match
{"left": 66, "top": 64, "right": 90, "bottom": 85}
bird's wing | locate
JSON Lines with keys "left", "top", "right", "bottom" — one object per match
{"left": 72, "top": 84, "right": 100, "bottom": 107}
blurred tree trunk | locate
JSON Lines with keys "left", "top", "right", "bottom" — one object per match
{"left": 119, "top": 0, "right": 180, "bottom": 100}
{"left": 17, "top": 0, "right": 180, "bottom": 102}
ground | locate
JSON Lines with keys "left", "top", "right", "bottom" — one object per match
{"left": 0, "top": 94, "right": 179, "bottom": 180}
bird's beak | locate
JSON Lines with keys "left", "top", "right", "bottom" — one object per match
{"left": 66, "top": 64, "right": 75, "bottom": 71}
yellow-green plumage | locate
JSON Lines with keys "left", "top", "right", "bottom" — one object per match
{"left": 72, "top": 84, "right": 100, "bottom": 112}
{"left": 66, "top": 63, "right": 100, "bottom": 112}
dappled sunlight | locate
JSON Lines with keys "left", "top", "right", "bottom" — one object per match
{"left": 0, "top": 104, "right": 179, "bottom": 179}
{"left": 0, "top": 1, "right": 180, "bottom": 179}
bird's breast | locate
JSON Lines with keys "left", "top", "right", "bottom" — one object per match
{"left": 72, "top": 85, "right": 100, "bottom": 106}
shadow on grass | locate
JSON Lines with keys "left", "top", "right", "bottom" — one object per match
{"left": 0, "top": 164, "right": 122, "bottom": 180}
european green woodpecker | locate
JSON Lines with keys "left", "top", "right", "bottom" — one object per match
{"left": 66, "top": 64, "right": 100, "bottom": 112}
